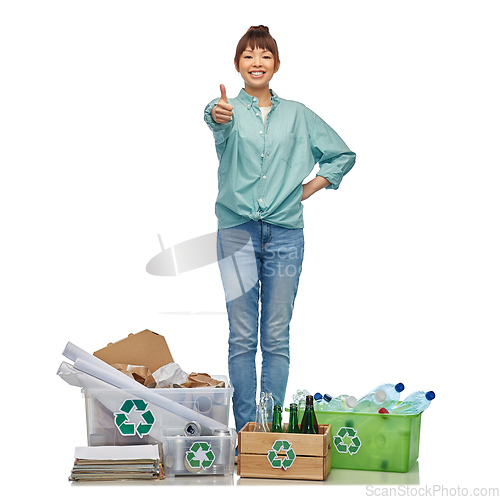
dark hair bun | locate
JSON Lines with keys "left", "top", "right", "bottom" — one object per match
{"left": 247, "top": 25, "right": 270, "bottom": 33}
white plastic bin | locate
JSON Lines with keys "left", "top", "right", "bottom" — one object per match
{"left": 82, "top": 376, "right": 236, "bottom": 476}
{"left": 161, "top": 429, "right": 237, "bottom": 477}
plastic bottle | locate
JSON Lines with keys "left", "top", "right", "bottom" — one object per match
{"left": 314, "top": 392, "right": 328, "bottom": 411}
{"left": 293, "top": 389, "right": 310, "bottom": 408}
{"left": 322, "top": 393, "right": 334, "bottom": 409}
{"left": 322, "top": 393, "right": 358, "bottom": 411}
{"left": 372, "top": 383, "right": 405, "bottom": 411}
{"left": 390, "top": 391, "right": 435, "bottom": 414}
{"left": 353, "top": 389, "right": 387, "bottom": 413}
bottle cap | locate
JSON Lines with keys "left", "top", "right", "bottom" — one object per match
{"left": 395, "top": 383, "right": 404, "bottom": 393}
{"left": 314, "top": 393, "right": 322, "bottom": 401}
{"left": 375, "top": 389, "right": 386, "bottom": 402}
{"left": 425, "top": 391, "right": 435, "bottom": 401}
{"left": 323, "top": 393, "right": 332, "bottom": 403}
{"left": 345, "top": 396, "right": 357, "bottom": 408}
{"left": 378, "top": 407, "right": 389, "bottom": 414}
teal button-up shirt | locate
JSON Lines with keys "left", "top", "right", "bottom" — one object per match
{"left": 204, "top": 88, "right": 356, "bottom": 229}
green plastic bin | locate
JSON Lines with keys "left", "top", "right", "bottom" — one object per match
{"left": 298, "top": 410, "right": 421, "bottom": 473}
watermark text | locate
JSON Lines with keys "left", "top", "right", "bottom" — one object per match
{"left": 366, "top": 485, "right": 499, "bottom": 497}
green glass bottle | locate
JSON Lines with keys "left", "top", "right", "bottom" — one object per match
{"left": 287, "top": 403, "right": 301, "bottom": 433}
{"left": 301, "top": 395, "right": 318, "bottom": 434}
{"left": 271, "top": 405, "right": 283, "bottom": 432}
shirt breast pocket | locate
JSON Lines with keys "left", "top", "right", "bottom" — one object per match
{"left": 280, "top": 132, "right": 307, "bottom": 168}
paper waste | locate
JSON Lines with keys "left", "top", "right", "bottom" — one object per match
{"left": 58, "top": 341, "right": 228, "bottom": 435}
{"left": 69, "top": 444, "right": 163, "bottom": 481}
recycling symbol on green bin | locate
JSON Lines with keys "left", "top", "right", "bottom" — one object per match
{"left": 333, "top": 427, "right": 362, "bottom": 455}
{"left": 186, "top": 442, "right": 216, "bottom": 470}
{"left": 114, "top": 399, "right": 155, "bottom": 437}
{"left": 267, "top": 440, "right": 296, "bottom": 470}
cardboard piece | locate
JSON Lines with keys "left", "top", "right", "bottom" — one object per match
{"left": 93, "top": 329, "right": 174, "bottom": 374}
{"left": 110, "top": 363, "right": 153, "bottom": 386}
{"left": 181, "top": 372, "right": 225, "bottom": 388}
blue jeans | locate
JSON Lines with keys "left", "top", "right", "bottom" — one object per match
{"left": 217, "top": 221, "right": 304, "bottom": 434}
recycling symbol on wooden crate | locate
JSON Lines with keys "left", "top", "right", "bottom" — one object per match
{"left": 186, "top": 442, "right": 216, "bottom": 470}
{"left": 267, "top": 440, "right": 296, "bottom": 470}
{"left": 333, "top": 426, "right": 362, "bottom": 455}
{"left": 114, "top": 399, "right": 155, "bottom": 437}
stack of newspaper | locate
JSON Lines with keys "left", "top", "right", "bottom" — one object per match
{"left": 69, "top": 444, "right": 164, "bottom": 481}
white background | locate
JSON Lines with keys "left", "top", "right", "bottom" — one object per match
{"left": 2, "top": 0, "right": 499, "bottom": 498}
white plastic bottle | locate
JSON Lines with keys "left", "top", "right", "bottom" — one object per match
{"left": 353, "top": 389, "right": 387, "bottom": 413}
{"left": 390, "top": 391, "right": 435, "bottom": 414}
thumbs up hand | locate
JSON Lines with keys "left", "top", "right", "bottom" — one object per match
{"left": 212, "top": 84, "right": 233, "bottom": 124}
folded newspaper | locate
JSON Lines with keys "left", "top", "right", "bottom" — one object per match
{"left": 69, "top": 444, "right": 163, "bottom": 481}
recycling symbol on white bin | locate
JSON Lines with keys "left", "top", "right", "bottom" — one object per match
{"left": 114, "top": 399, "right": 155, "bottom": 437}
{"left": 186, "top": 442, "right": 216, "bottom": 470}
{"left": 333, "top": 427, "right": 362, "bottom": 455}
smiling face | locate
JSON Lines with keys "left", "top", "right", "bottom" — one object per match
{"left": 236, "top": 46, "right": 280, "bottom": 92}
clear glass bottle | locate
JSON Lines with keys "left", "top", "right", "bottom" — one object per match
{"left": 254, "top": 403, "right": 268, "bottom": 432}
{"left": 260, "top": 392, "right": 275, "bottom": 430}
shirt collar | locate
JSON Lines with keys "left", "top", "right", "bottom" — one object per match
{"left": 237, "top": 88, "right": 280, "bottom": 108}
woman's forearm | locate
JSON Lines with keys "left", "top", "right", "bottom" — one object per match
{"left": 301, "top": 176, "right": 330, "bottom": 200}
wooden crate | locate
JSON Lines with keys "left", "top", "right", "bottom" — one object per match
{"left": 237, "top": 422, "right": 332, "bottom": 480}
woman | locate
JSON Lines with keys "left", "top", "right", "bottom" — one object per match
{"left": 204, "top": 26, "right": 356, "bottom": 434}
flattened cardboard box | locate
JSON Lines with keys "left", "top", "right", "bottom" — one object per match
{"left": 93, "top": 329, "right": 174, "bottom": 373}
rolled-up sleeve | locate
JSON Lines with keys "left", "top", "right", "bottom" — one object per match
{"left": 204, "top": 98, "right": 234, "bottom": 145}
{"left": 310, "top": 112, "right": 356, "bottom": 190}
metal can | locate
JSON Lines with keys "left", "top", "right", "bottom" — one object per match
{"left": 184, "top": 421, "right": 202, "bottom": 436}
{"left": 212, "top": 429, "right": 232, "bottom": 466}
